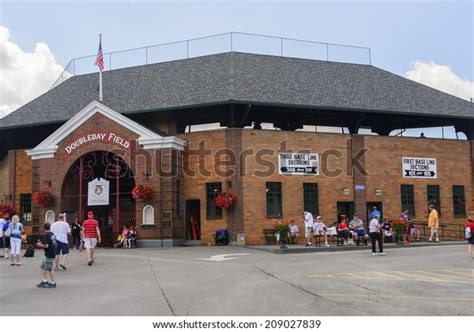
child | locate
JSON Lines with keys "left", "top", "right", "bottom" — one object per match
{"left": 338, "top": 218, "right": 350, "bottom": 246}
{"left": 36, "top": 223, "right": 57, "bottom": 288}
{"left": 289, "top": 220, "right": 299, "bottom": 244}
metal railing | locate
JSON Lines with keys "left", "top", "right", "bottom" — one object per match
{"left": 51, "top": 32, "right": 372, "bottom": 89}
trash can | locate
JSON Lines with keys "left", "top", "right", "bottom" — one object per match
{"left": 215, "top": 229, "right": 229, "bottom": 246}
{"left": 236, "top": 233, "right": 246, "bottom": 246}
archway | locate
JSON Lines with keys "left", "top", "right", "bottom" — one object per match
{"left": 61, "top": 151, "right": 136, "bottom": 245}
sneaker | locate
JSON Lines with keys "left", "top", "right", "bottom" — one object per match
{"left": 378, "top": 252, "right": 386, "bottom": 256}
{"left": 4, "top": 254, "right": 9, "bottom": 259}
{"left": 325, "top": 244, "right": 330, "bottom": 248}
{"left": 305, "top": 243, "right": 312, "bottom": 247}
{"left": 428, "top": 238, "right": 432, "bottom": 242}
{"left": 60, "top": 264, "right": 67, "bottom": 270}
{"left": 88, "top": 261, "right": 92, "bottom": 266}
{"left": 54, "top": 266, "right": 60, "bottom": 271}
{"left": 435, "top": 239, "right": 439, "bottom": 243}
{"left": 36, "top": 281, "right": 48, "bottom": 288}
{"left": 372, "top": 253, "right": 377, "bottom": 256}
{"left": 10, "top": 262, "right": 15, "bottom": 266}
{"left": 46, "top": 282, "right": 57, "bottom": 288}
{"left": 15, "top": 263, "right": 21, "bottom": 266}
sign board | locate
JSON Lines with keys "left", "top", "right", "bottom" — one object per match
{"left": 279, "top": 153, "right": 319, "bottom": 175}
{"left": 402, "top": 157, "right": 437, "bottom": 179}
{"left": 88, "top": 178, "right": 110, "bottom": 206}
{"left": 65, "top": 132, "right": 130, "bottom": 154}
{"left": 355, "top": 184, "right": 365, "bottom": 191}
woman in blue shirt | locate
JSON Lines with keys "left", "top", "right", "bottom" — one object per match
{"left": 8, "top": 215, "right": 23, "bottom": 266}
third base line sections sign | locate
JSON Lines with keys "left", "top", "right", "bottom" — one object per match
{"left": 279, "top": 152, "right": 319, "bottom": 175}
{"left": 402, "top": 157, "right": 437, "bottom": 179}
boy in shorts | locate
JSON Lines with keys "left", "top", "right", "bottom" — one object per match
{"left": 36, "top": 223, "right": 57, "bottom": 288}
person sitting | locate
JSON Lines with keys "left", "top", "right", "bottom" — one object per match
{"left": 381, "top": 219, "right": 393, "bottom": 243}
{"left": 337, "top": 218, "right": 350, "bottom": 246}
{"left": 408, "top": 220, "right": 420, "bottom": 242}
{"left": 113, "top": 225, "right": 130, "bottom": 248}
{"left": 289, "top": 220, "right": 299, "bottom": 244}
{"left": 349, "top": 214, "right": 368, "bottom": 246}
{"left": 313, "top": 216, "right": 330, "bottom": 247}
{"left": 126, "top": 226, "right": 138, "bottom": 248}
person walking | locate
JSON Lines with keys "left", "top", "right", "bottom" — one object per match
{"left": 369, "top": 214, "right": 384, "bottom": 256}
{"left": 2, "top": 214, "right": 11, "bottom": 259}
{"left": 36, "top": 222, "right": 57, "bottom": 288}
{"left": 303, "top": 211, "right": 314, "bottom": 247}
{"left": 428, "top": 204, "right": 439, "bottom": 242}
{"left": 8, "top": 215, "right": 23, "bottom": 266}
{"left": 82, "top": 211, "right": 101, "bottom": 266}
{"left": 70, "top": 217, "right": 81, "bottom": 250}
{"left": 465, "top": 217, "right": 474, "bottom": 259}
{"left": 0, "top": 213, "right": 4, "bottom": 257}
{"left": 51, "top": 213, "right": 71, "bottom": 270}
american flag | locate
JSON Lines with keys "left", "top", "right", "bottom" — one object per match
{"left": 95, "top": 36, "right": 104, "bottom": 71}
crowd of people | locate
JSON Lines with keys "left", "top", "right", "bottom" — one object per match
{"left": 285, "top": 205, "right": 473, "bottom": 257}
{"left": 0, "top": 210, "right": 140, "bottom": 289}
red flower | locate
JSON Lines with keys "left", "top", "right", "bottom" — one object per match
{"left": 0, "top": 203, "right": 16, "bottom": 216}
{"left": 132, "top": 184, "right": 153, "bottom": 200}
{"left": 33, "top": 191, "right": 54, "bottom": 208}
{"left": 215, "top": 191, "right": 238, "bottom": 209}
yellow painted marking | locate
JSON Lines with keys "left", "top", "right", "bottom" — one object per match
{"left": 441, "top": 269, "right": 473, "bottom": 277}
{"left": 417, "top": 270, "right": 474, "bottom": 282}
{"left": 373, "top": 271, "right": 406, "bottom": 280}
{"left": 391, "top": 271, "right": 444, "bottom": 282}
{"left": 318, "top": 293, "right": 474, "bottom": 302}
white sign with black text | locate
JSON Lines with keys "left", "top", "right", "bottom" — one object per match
{"left": 279, "top": 152, "right": 319, "bottom": 175}
{"left": 88, "top": 178, "right": 110, "bottom": 206}
{"left": 402, "top": 157, "right": 437, "bottom": 179}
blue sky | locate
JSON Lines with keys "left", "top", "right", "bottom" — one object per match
{"left": 1, "top": 0, "right": 472, "bottom": 78}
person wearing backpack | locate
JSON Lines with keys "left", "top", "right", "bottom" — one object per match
{"left": 8, "top": 215, "right": 23, "bottom": 266}
{"left": 36, "top": 222, "right": 57, "bottom": 288}
{"left": 465, "top": 217, "right": 474, "bottom": 259}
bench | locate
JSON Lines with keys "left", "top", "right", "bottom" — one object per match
{"left": 263, "top": 229, "right": 277, "bottom": 245}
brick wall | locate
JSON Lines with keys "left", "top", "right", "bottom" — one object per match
{"left": 0, "top": 154, "right": 9, "bottom": 203}
{"left": 14, "top": 150, "right": 32, "bottom": 214}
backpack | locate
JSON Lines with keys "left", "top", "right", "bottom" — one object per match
{"left": 465, "top": 227, "right": 472, "bottom": 239}
{"left": 23, "top": 246, "right": 35, "bottom": 257}
{"left": 50, "top": 232, "right": 57, "bottom": 250}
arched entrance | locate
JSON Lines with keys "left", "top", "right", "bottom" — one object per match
{"left": 61, "top": 151, "right": 135, "bottom": 245}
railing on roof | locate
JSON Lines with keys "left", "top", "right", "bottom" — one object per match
{"left": 51, "top": 32, "right": 372, "bottom": 89}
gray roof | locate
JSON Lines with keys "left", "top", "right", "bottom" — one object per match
{"left": 1, "top": 52, "right": 473, "bottom": 129}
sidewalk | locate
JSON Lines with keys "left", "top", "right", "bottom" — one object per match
{"left": 246, "top": 239, "right": 467, "bottom": 254}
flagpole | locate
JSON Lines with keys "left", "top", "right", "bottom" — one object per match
{"left": 99, "top": 34, "right": 103, "bottom": 102}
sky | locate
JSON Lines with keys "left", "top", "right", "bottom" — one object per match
{"left": 0, "top": 0, "right": 472, "bottom": 137}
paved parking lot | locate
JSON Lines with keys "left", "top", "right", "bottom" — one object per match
{"left": 0, "top": 244, "right": 472, "bottom": 316}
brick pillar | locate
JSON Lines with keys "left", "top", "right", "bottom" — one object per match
{"left": 7, "top": 150, "right": 15, "bottom": 206}
{"left": 225, "top": 129, "right": 244, "bottom": 242}
{"left": 352, "top": 136, "right": 368, "bottom": 221}
{"left": 470, "top": 141, "right": 474, "bottom": 217}
{"left": 31, "top": 159, "right": 41, "bottom": 233}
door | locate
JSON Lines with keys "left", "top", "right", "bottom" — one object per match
{"left": 337, "top": 202, "right": 354, "bottom": 222}
{"left": 185, "top": 200, "right": 201, "bottom": 240}
{"left": 367, "top": 202, "right": 383, "bottom": 221}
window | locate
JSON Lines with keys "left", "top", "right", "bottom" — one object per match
{"left": 142, "top": 205, "right": 155, "bottom": 225}
{"left": 427, "top": 185, "right": 441, "bottom": 214}
{"left": 303, "top": 183, "right": 319, "bottom": 216}
{"left": 206, "top": 182, "right": 222, "bottom": 219}
{"left": 45, "top": 210, "right": 55, "bottom": 224}
{"left": 266, "top": 182, "right": 282, "bottom": 218}
{"left": 453, "top": 186, "right": 466, "bottom": 217}
{"left": 401, "top": 185, "right": 415, "bottom": 217}
{"left": 19, "top": 194, "right": 32, "bottom": 224}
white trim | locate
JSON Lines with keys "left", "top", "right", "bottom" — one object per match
{"left": 142, "top": 205, "right": 155, "bottom": 225}
{"left": 45, "top": 210, "right": 55, "bottom": 224}
{"left": 26, "top": 100, "right": 185, "bottom": 160}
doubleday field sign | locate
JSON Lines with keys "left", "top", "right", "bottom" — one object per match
{"left": 402, "top": 157, "right": 437, "bottom": 179}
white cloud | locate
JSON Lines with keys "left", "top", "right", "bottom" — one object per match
{"left": 0, "top": 26, "right": 65, "bottom": 119}
{"left": 404, "top": 60, "right": 473, "bottom": 101}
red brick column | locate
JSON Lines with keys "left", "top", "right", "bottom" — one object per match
{"left": 351, "top": 135, "right": 368, "bottom": 221}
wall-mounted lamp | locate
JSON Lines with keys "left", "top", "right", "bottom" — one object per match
{"left": 343, "top": 188, "right": 350, "bottom": 195}
{"left": 43, "top": 180, "right": 52, "bottom": 187}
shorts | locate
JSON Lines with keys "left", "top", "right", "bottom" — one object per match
{"left": 0, "top": 237, "right": 3, "bottom": 248}
{"left": 339, "top": 230, "right": 349, "bottom": 239}
{"left": 314, "top": 228, "right": 326, "bottom": 236}
{"left": 305, "top": 227, "right": 313, "bottom": 238}
{"left": 10, "top": 237, "right": 21, "bottom": 255}
{"left": 467, "top": 237, "right": 474, "bottom": 245}
{"left": 41, "top": 257, "right": 55, "bottom": 272}
{"left": 4, "top": 236, "right": 10, "bottom": 248}
{"left": 83, "top": 238, "right": 97, "bottom": 249}
{"left": 356, "top": 229, "right": 367, "bottom": 237}
{"left": 430, "top": 227, "right": 438, "bottom": 233}
{"left": 55, "top": 241, "right": 70, "bottom": 255}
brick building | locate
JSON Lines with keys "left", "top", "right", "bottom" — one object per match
{"left": 0, "top": 52, "right": 473, "bottom": 246}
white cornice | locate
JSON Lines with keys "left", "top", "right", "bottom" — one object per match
{"left": 26, "top": 100, "right": 185, "bottom": 160}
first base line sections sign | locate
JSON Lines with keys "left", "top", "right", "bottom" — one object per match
{"left": 402, "top": 157, "right": 437, "bottom": 179}
{"left": 279, "top": 153, "right": 319, "bottom": 175}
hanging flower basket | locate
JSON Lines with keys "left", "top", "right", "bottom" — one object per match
{"left": 132, "top": 184, "right": 153, "bottom": 200}
{"left": 215, "top": 191, "right": 238, "bottom": 209}
{"left": 0, "top": 203, "right": 16, "bottom": 216}
{"left": 33, "top": 191, "right": 54, "bottom": 208}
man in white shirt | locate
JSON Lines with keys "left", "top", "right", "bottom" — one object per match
{"left": 313, "top": 216, "right": 330, "bottom": 247}
{"left": 51, "top": 213, "right": 71, "bottom": 270}
{"left": 303, "top": 211, "right": 314, "bottom": 247}
{"left": 369, "top": 214, "right": 385, "bottom": 256}
{"left": 0, "top": 215, "right": 4, "bottom": 256}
